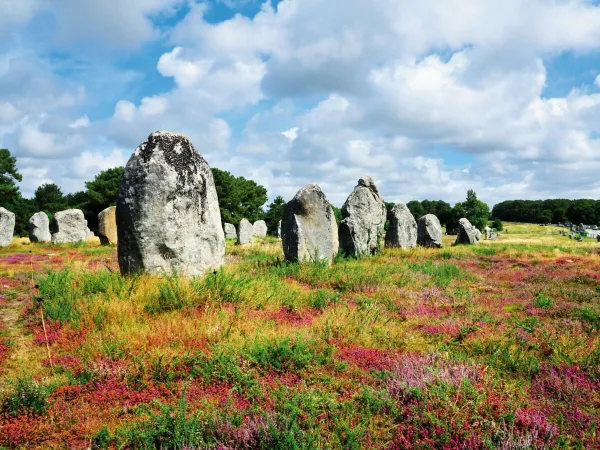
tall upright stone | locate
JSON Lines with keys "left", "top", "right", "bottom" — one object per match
{"left": 281, "top": 183, "right": 339, "bottom": 264}
{"left": 417, "top": 214, "right": 443, "bottom": 248}
{"left": 29, "top": 212, "right": 51, "bottom": 243}
{"left": 0, "top": 207, "right": 15, "bottom": 247}
{"left": 237, "top": 218, "right": 253, "bottom": 245}
{"left": 455, "top": 218, "right": 479, "bottom": 245}
{"left": 116, "top": 131, "right": 225, "bottom": 276}
{"left": 224, "top": 223, "right": 237, "bottom": 240}
{"left": 98, "top": 206, "right": 117, "bottom": 245}
{"left": 51, "top": 209, "right": 88, "bottom": 244}
{"left": 385, "top": 202, "right": 417, "bottom": 249}
{"left": 277, "top": 220, "right": 282, "bottom": 238}
{"left": 339, "top": 176, "right": 386, "bottom": 257}
{"left": 253, "top": 220, "right": 267, "bottom": 238}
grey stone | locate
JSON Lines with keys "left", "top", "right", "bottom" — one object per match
{"left": 29, "top": 212, "right": 51, "bottom": 243}
{"left": 281, "top": 183, "right": 339, "bottom": 264}
{"left": 253, "top": 220, "right": 267, "bottom": 238}
{"left": 237, "top": 218, "right": 253, "bottom": 245}
{"left": 339, "top": 176, "right": 387, "bottom": 257}
{"left": 455, "top": 218, "right": 479, "bottom": 245}
{"left": 51, "top": 209, "right": 88, "bottom": 244}
{"left": 224, "top": 223, "right": 237, "bottom": 240}
{"left": 0, "top": 207, "right": 15, "bottom": 247}
{"left": 385, "top": 202, "right": 417, "bottom": 249}
{"left": 417, "top": 214, "right": 443, "bottom": 248}
{"left": 116, "top": 131, "right": 225, "bottom": 276}
{"left": 98, "top": 206, "right": 117, "bottom": 245}
{"left": 474, "top": 228, "right": 482, "bottom": 242}
{"left": 277, "top": 220, "right": 282, "bottom": 238}
{"left": 484, "top": 226, "right": 492, "bottom": 240}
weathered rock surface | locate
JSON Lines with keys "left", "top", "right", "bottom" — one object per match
{"left": 224, "top": 223, "right": 237, "bottom": 240}
{"left": 253, "top": 220, "right": 267, "bottom": 238}
{"left": 474, "top": 228, "right": 482, "bottom": 242}
{"left": 0, "top": 207, "right": 15, "bottom": 247}
{"left": 29, "top": 212, "right": 51, "bottom": 243}
{"left": 417, "top": 214, "right": 443, "bottom": 248}
{"left": 277, "top": 220, "right": 282, "bottom": 238}
{"left": 237, "top": 218, "right": 253, "bottom": 245}
{"left": 385, "top": 202, "right": 417, "bottom": 249}
{"left": 339, "top": 176, "right": 387, "bottom": 257}
{"left": 281, "top": 183, "right": 339, "bottom": 264}
{"left": 455, "top": 218, "right": 479, "bottom": 245}
{"left": 116, "top": 131, "right": 225, "bottom": 276}
{"left": 51, "top": 209, "right": 88, "bottom": 244}
{"left": 98, "top": 206, "right": 117, "bottom": 245}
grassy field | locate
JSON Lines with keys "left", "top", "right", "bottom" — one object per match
{"left": 0, "top": 223, "right": 598, "bottom": 449}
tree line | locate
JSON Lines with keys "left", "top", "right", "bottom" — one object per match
{"left": 2, "top": 148, "right": 508, "bottom": 237}
{"left": 492, "top": 199, "right": 600, "bottom": 226}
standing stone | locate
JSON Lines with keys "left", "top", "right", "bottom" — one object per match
{"left": 282, "top": 183, "right": 339, "bottom": 264}
{"left": 116, "top": 131, "right": 225, "bottom": 276}
{"left": 253, "top": 220, "right": 267, "bottom": 238}
{"left": 98, "top": 206, "right": 118, "bottom": 245}
{"left": 417, "top": 214, "right": 443, "bottom": 248}
{"left": 385, "top": 202, "right": 417, "bottom": 249}
{"left": 484, "top": 226, "right": 492, "bottom": 240}
{"left": 51, "top": 209, "right": 88, "bottom": 244}
{"left": 277, "top": 220, "right": 282, "bottom": 238}
{"left": 0, "top": 208, "right": 15, "bottom": 247}
{"left": 237, "top": 218, "right": 253, "bottom": 245}
{"left": 474, "top": 228, "right": 482, "bottom": 242}
{"left": 455, "top": 218, "right": 479, "bottom": 245}
{"left": 339, "top": 176, "right": 387, "bottom": 257}
{"left": 224, "top": 223, "right": 237, "bottom": 240}
{"left": 29, "top": 212, "right": 51, "bottom": 243}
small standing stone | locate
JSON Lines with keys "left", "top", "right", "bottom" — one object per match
{"left": 339, "top": 176, "right": 387, "bottom": 257}
{"left": 253, "top": 220, "right": 267, "bottom": 238}
{"left": 237, "top": 218, "right": 253, "bottom": 245}
{"left": 455, "top": 218, "right": 479, "bottom": 245}
{"left": 0, "top": 207, "right": 16, "bottom": 247}
{"left": 51, "top": 209, "right": 88, "bottom": 244}
{"left": 417, "top": 214, "right": 443, "bottom": 248}
{"left": 29, "top": 212, "right": 51, "bottom": 243}
{"left": 98, "top": 206, "right": 118, "bottom": 245}
{"left": 224, "top": 223, "right": 237, "bottom": 240}
{"left": 281, "top": 183, "right": 339, "bottom": 264}
{"left": 385, "top": 202, "right": 417, "bottom": 249}
{"left": 277, "top": 220, "right": 282, "bottom": 238}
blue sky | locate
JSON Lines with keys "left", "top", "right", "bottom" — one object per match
{"left": 2, "top": 0, "right": 600, "bottom": 207}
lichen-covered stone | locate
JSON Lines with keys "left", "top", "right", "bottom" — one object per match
{"left": 51, "top": 209, "right": 88, "bottom": 244}
{"left": 417, "top": 214, "right": 443, "bottom": 248}
{"left": 385, "top": 202, "right": 417, "bottom": 249}
{"left": 339, "top": 176, "right": 386, "bottom": 257}
{"left": 29, "top": 212, "right": 51, "bottom": 243}
{"left": 224, "top": 223, "right": 237, "bottom": 240}
{"left": 253, "top": 220, "right": 267, "bottom": 238}
{"left": 116, "top": 131, "right": 225, "bottom": 276}
{"left": 282, "top": 183, "right": 338, "bottom": 264}
{"left": 0, "top": 207, "right": 15, "bottom": 247}
{"left": 455, "top": 218, "right": 479, "bottom": 245}
{"left": 98, "top": 206, "right": 117, "bottom": 245}
{"left": 237, "top": 218, "right": 253, "bottom": 245}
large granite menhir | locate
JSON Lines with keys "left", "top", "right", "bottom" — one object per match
{"left": 237, "top": 218, "right": 253, "bottom": 245}
{"left": 51, "top": 209, "right": 88, "bottom": 244}
{"left": 0, "top": 207, "right": 15, "bottom": 247}
{"left": 385, "top": 202, "right": 417, "bottom": 249}
{"left": 455, "top": 218, "right": 479, "bottom": 245}
{"left": 116, "top": 131, "right": 225, "bottom": 276}
{"left": 339, "top": 176, "right": 387, "bottom": 257}
{"left": 281, "top": 183, "right": 338, "bottom": 264}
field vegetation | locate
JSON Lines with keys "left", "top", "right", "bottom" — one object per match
{"left": 0, "top": 223, "right": 598, "bottom": 448}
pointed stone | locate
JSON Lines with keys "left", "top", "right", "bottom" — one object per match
{"left": 237, "top": 218, "right": 253, "bottom": 245}
{"left": 385, "top": 202, "right": 417, "bottom": 249}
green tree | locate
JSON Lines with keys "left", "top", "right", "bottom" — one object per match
{"left": 538, "top": 209, "right": 553, "bottom": 224}
{"left": 65, "top": 191, "right": 89, "bottom": 210}
{"left": 567, "top": 199, "right": 598, "bottom": 225}
{"left": 406, "top": 200, "right": 424, "bottom": 220}
{"left": 332, "top": 205, "right": 342, "bottom": 225}
{"left": 264, "top": 196, "right": 286, "bottom": 235}
{"left": 0, "top": 149, "right": 22, "bottom": 201}
{"left": 454, "top": 189, "right": 490, "bottom": 231}
{"left": 34, "top": 183, "right": 67, "bottom": 216}
{"left": 84, "top": 167, "right": 124, "bottom": 231}
{"left": 211, "top": 168, "right": 267, "bottom": 225}
{"left": 492, "top": 217, "right": 503, "bottom": 231}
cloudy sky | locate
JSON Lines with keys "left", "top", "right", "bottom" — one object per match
{"left": 2, "top": 0, "right": 600, "bottom": 207}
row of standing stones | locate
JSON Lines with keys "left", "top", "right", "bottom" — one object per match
{"left": 0, "top": 131, "right": 481, "bottom": 276}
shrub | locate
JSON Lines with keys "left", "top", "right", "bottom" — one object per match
{"left": 245, "top": 337, "right": 334, "bottom": 373}
{"left": 1, "top": 375, "right": 49, "bottom": 416}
